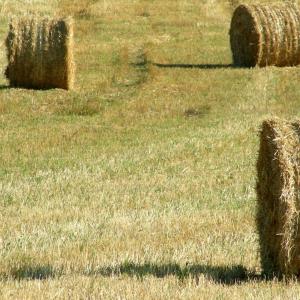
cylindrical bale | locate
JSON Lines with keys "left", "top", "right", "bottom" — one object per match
{"left": 5, "top": 17, "right": 75, "bottom": 90}
{"left": 230, "top": 4, "right": 300, "bottom": 67}
{"left": 257, "top": 119, "right": 300, "bottom": 277}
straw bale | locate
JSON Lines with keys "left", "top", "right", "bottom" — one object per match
{"left": 257, "top": 119, "right": 300, "bottom": 277}
{"left": 5, "top": 17, "right": 74, "bottom": 90}
{"left": 230, "top": 4, "right": 300, "bottom": 67}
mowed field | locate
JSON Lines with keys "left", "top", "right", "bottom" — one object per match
{"left": 1, "top": 0, "right": 300, "bottom": 299}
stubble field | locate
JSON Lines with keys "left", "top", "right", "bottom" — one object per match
{"left": 1, "top": 0, "right": 300, "bottom": 299}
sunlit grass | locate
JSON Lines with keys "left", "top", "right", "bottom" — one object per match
{"left": 1, "top": 0, "right": 300, "bottom": 299}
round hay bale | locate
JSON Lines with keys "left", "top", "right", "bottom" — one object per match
{"left": 5, "top": 17, "right": 75, "bottom": 90}
{"left": 230, "top": 4, "right": 300, "bottom": 67}
{"left": 257, "top": 119, "right": 300, "bottom": 277}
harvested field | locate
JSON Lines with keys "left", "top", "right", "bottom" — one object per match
{"left": 2, "top": 0, "right": 300, "bottom": 299}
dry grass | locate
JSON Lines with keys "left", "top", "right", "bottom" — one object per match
{"left": 230, "top": 3, "right": 300, "bottom": 67}
{"left": 2, "top": 0, "right": 300, "bottom": 299}
{"left": 58, "top": 0, "right": 98, "bottom": 18}
{"left": 5, "top": 16, "right": 74, "bottom": 90}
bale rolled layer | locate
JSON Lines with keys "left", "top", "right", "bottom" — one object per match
{"left": 230, "top": 4, "right": 300, "bottom": 67}
{"left": 257, "top": 119, "right": 300, "bottom": 277}
{"left": 5, "top": 17, "right": 75, "bottom": 90}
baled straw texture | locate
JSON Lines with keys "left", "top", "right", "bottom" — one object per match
{"left": 5, "top": 17, "right": 74, "bottom": 90}
{"left": 257, "top": 119, "right": 300, "bottom": 277}
{"left": 230, "top": 4, "right": 300, "bottom": 67}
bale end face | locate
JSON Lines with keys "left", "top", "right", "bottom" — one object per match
{"left": 229, "top": 4, "right": 260, "bottom": 67}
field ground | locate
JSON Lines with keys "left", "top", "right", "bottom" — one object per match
{"left": 1, "top": 0, "right": 300, "bottom": 299}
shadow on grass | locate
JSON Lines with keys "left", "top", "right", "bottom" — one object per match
{"left": 2, "top": 264, "right": 57, "bottom": 280}
{"left": 151, "top": 63, "right": 234, "bottom": 69}
{"left": 0, "top": 85, "right": 10, "bottom": 90}
{"left": 89, "top": 262, "right": 259, "bottom": 285}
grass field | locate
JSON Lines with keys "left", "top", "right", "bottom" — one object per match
{"left": 1, "top": 0, "right": 300, "bottom": 299}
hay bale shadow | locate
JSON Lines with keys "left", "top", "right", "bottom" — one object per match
{"left": 152, "top": 63, "right": 234, "bottom": 69}
{"left": 1, "top": 264, "right": 57, "bottom": 281}
{"left": 0, "top": 85, "right": 10, "bottom": 90}
{"left": 88, "top": 262, "right": 258, "bottom": 285}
